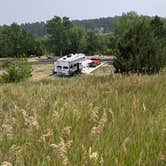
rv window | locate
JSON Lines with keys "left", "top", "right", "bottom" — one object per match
{"left": 67, "top": 54, "right": 72, "bottom": 58}
{"left": 63, "top": 66, "right": 69, "bottom": 69}
{"left": 57, "top": 66, "right": 62, "bottom": 69}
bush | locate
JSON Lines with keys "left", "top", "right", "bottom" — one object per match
{"left": 0, "top": 60, "right": 12, "bottom": 69}
{"left": 0, "top": 58, "right": 32, "bottom": 83}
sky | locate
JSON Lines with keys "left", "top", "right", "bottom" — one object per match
{"left": 0, "top": 0, "right": 165, "bottom": 25}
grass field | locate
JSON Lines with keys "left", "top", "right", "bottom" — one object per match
{"left": 0, "top": 63, "right": 166, "bottom": 165}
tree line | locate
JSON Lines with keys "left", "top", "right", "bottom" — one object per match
{"left": 0, "top": 12, "right": 166, "bottom": 74}
{"left": 45, "top": 16, "right": 113, "bottom": 56}
{"left": 1, "top": 17, "right": 115, "bottom": 37}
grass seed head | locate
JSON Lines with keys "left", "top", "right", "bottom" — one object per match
{"left": 41, "top": 128, "right": 54, "bottom": 143}
{"left": 90, "top": 106, "right": 99, "bottom": 123}
{"left": 90, "top": 111, "right": 107, "bottom": 137}
{"left": 1, "top": 161, "right": 13, "bottom": 166}
{"left": 63, "top": 126, "right": 71, "bottom": 136}
{"left": 121, "top": 136, "right": 130, "bottom": 154}
{"left": 108, "top": 108, "right": 115, "bottom": 124}
{"left": 88, "top": 147, "right": 99, "bottom": 162}
{"left": 50, "top": 138, "right": 72, "bottom": 165}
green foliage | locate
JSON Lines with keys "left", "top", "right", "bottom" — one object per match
{"left": 47, "top": 16, "right": 73, "bottom": 56}
{"left": 114, "top": 11, "right": 139, "bottom": 37}
{"left": 0, "top": 23, "right": 43, "bottom": 58}
{"left": 0, "top": 59, "right": 11, "bottom": 69}
{"left": 85, "top": 31, "right": 100, "bottom": 55}
{"left": 151, "top": 16, "right": 166, "bottom": 39}
{"left": 68, "top": 25, "right": 85, "bottom": 53}
{"left": 74, "top": 17, "right": 114, "bottom": 33}
{"left": 113, "top": 13, "right": 166, "bottom": 74}
{"left": 20, "top": 22, "right": 47, "bottom": 37}
{"left": 0, "top": 58, "right": 32, "bottom": 83}
{"left": 98, "top": 34, "right": 114, "bottom": 55}
{"left": 11, "top": 17, "right": 115, "bottom": 37}
{"left": 37, "top": 35, "right": 50, "bottom": 55}
{"left": 46, "top": 16, "right": 114, "bottom": 56}
{"left": 78, "top": 36, "right": 88, "bottom": 53}
{"left": 85, "top": 32, "right": 114, "bottom": 55}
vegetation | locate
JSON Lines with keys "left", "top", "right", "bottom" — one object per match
{"left": 0, "top": 23, "right": 42, "bottom": 58}
{"left": 0, "top": 58, "right": 32, "bottom": 83}
{"left": 73, "top": 17, "right": 114, "bottom": 33}
{"left": 47, "top": 17, "right": 86, "bottom": 56}
{"left": 0, "top": 13, "right": 165, "bottom": 66}
{"left": 0, "top": 70, "right": 166, "bottom": 165}
{"left": 0, "top": 10, "right": 166, "bottom": 166}
{"left": 20, "top": 22, "right": 47, "bottom": 37}
{"left": 47, "top": 17, "right": 73, "bottom": 56}
{"left": 8, "top": 17, "right": 115, "bottom": 37}
{"left": 113, "top": 12, "right": 166, "bottom": 74}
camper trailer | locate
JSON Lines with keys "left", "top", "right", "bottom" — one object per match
{"left": 53, "top": 53, "right": 86, "bottom": 76}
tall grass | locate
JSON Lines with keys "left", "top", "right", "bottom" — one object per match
{"left": 0, "top": 73, "right": 166, "bottom": 165}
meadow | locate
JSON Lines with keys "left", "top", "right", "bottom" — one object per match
{"left": 0, "top": 64, "right": 166, "bottom": 165}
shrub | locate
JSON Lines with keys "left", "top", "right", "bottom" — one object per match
{"left": 0, "top": 58, "right": 32, "bottom": 83}
{"left": 0, "top": 60, "right": 11, "bottom": 69}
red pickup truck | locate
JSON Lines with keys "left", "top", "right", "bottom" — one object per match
{"left": 88, "top": 58, "right": 101, "bottom": 67}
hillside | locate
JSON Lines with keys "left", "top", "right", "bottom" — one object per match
{"left": 73, "top": 17, "right": 114, "bottom": 33}
{"left": 1, "top": 15, "right": 166, "bottom": 38}
{"left": 0, "top": 69, "right": 166, "bottom": 165}
{"left": 17, "top": 17, "right": 115, "bottom": 37}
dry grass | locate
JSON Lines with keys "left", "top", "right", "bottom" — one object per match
{"left": 93, "top": 64, "right": 114, "bottom": 76}
{"left": 0, "top": 70, "right": 5, "bottom": 75}
{"left": 87, "top": 55, "right": 114, "bottom": 59}
{"left": 0, "top": 66, "right": 166, "bottom": 165}
{"left": 27, "top": 57, "right": 39, "bottom": 63}
{"left": 27, "top": 56, "right": 49, "bottom": 63}
{"left": 31, "top": 64, "right": 53, "bottom": 81}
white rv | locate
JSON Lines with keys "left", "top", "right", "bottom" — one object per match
{"left": 53, "top": 53, "right": 86, "bottom": 76}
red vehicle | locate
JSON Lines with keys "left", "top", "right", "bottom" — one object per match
{"left": 88, "top": 58, "right": 101, "bottom": 67}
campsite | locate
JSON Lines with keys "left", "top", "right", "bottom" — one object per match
{"left": 0, "top": 1, "right": 166, "bottom": 165}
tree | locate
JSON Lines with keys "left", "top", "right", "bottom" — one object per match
{"left": 86, "top": 31, "right": 101, "bottom": 55}
{"left": 0, "top": 57, "right": 32, "bottom": 83}
{"left": 47, "top": 16, "right": 73, "bottom": 56}
{"left": 150, "top": 16, "right": 166, "bottom": 68}
{"left": 0, "top": 23, "right": 42, "bottom": 57}
{"left": 37, "top": 35, "right": 50, "bottom": 55}
{"left": 78, "top": 36, "right": 88, "bottom": 53}
{"left": 113, "top": 11, "right": 139, "bottom": 38}
{"left": 151, "top": 16, "right": 166, "bottom": 38}
{"left": 67, "top": 25, "right": 85, "bottom": 53}
{"left": 113, "top": 15, "right": 166, "bottom": 74}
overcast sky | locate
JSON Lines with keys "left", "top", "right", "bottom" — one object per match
{"left": 0, "top": 0, "right": 165, "bottom": 25}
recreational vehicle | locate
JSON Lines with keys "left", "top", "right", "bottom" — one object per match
{"left": 53, "top": 53, "right": 86, "bottom": 76}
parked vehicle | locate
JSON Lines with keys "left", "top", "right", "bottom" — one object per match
{"left": 53, "top": 53, "right": 85, "bottom": 76}
{"left": 88, "top": 58, "right": 101, "bottom": 67}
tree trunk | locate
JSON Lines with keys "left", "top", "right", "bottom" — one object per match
{"left": 60, "top": 49, "right": 62, "bottom": 57}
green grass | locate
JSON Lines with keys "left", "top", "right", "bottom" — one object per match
{"left": 0, "top": 73, "right": 166, "bottom": 165}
